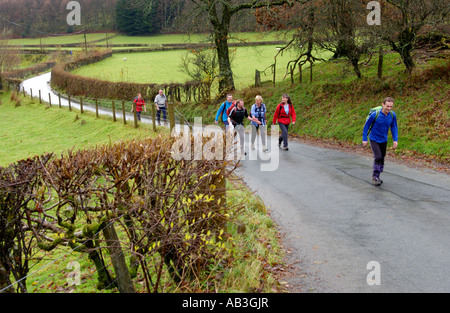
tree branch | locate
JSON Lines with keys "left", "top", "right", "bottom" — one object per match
{"left": 230, "top": 0, "right": 301, "bottom": 15}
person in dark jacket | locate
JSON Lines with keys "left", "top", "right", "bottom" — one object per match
{"left": 227, "top": 99, "right": 260, "bottom": 156}
{"left": 273, "top": 94, "right": 296, "bottom": 151}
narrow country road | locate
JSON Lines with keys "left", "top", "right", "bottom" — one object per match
{"left": 237, "top": 137, "right": 450, "bottom": 293}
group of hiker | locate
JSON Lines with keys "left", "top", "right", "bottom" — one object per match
{"left": 131, "top": 91, "right": 398, "bottom": 186}
{"left": 215, "top": 93, "right": 398, "bottom": 186}
{"left": 214, "top": 93, "right": 296, "bottom": 154}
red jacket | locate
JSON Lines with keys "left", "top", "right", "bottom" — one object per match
{"left": 273, "top": 102, "right": 296, "bottom": 125}
{"left": 133, "top": 98, "right": 145, "bottom": 112}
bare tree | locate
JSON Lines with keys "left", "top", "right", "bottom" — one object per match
{"left": 180, "top": 47, "right": 219, "bottom": 102}
{"left": 314, "top": 0, "right": 375, "bottom": 79}
{"left": 260, "top": 0, "right": 374, "bottom": 80}
{"left": 260, "top": 1, "right": 326, "bottom": 80}
{"left": 381, "top": 0, "right": 449, "bottom": 73}
{"left": 183, "top": 0, "right": 300, "bottom": 95}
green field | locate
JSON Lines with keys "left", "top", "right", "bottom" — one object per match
{"left": 7, "top": 31, "right": 285, "bottom": 46}
{"left": 10, "top": 31, "right": 315, "bottom": 89}
{"left": 7, "top": 33, "right": 114, "bottom": 46}
{"left": 72, "top": 45, "right": 329, "bottom": 88}
{"left": 0, "top": 92, "right": 162, "bottom": 166}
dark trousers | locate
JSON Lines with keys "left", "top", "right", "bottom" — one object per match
{"left": 136, "top": 111, "right": 142, "bottom": 121}
{"left": 157, "top": 107, "right": 167, "bottom": 123}
{"left": 370, "top": 140, "right": 387, "bottom": 178}
{"left": 278, "top": 123, "right": 289, "bottom": 148}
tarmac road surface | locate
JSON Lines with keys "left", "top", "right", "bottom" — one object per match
{"left": 237, "top": 137, "right": 450, "bottom": 293}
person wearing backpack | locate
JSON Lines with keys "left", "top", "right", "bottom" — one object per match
{"left": 131, "top": 93, "right": 146, "bottom": 121}
{"left": 227, "top": 99, "right": 261, "bottom": 156}
{"left": 362, "top": 97, "right": 398, "bottom": 186}
{"left": 250, "top": 95, "right": 268, "bottom": 152}
{"left": 215, "top": 93, "right": 234, "bottom": 130}
{"left": 272, "top": 94, "right": 296, "bottom": 151}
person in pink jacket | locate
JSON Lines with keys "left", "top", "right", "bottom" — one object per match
{"left": 273, "top": 94, "right": 296, "bottom": 151}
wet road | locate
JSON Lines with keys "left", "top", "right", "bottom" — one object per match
{"left": 237, "top": 138, "right": 450, "bottom": 292}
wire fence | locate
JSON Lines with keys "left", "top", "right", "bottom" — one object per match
{"left": 18, "top": 84, "right": 192, "bottom": 132}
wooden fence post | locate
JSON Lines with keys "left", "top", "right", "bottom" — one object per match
{"left": 95, "top": 99, "right": 99, "bottom": 118}
{"left": 30, "top": 88, "right": 33, "bottom": 100}
{"left": 290, "top": 65, "right": 294, "bottom": 84}
{"left": 299, "top": 64, "right": 303, "bottom": 84}
{"left": 273, "top": 63, "right": 276, "bottom": 87}
{"left": 122, "top": 100, "right": 127, "bottom": 125}
{"left": 132, "top": 102, "right": 138, "bottom": 129}
{"left": 58, "top": 93, "right": 62, "bottom": 108}
{"left": 255, "top": 70, "right": 261, "bottom": 87}
{"left": 168, "top": 102, "right": 175, "bottom": 132}
{"left": 80, "top": 97, "right": 84, "bottom": 114}
{"left": 68, "top": 95, "right": 72, "bottom": 111}
{"left": 112, "top": 101, "right": 116, "bottom": 122}
{"left": 151, "top": 102, "right": 156, "bottom": 131}
{"left": 48, "top": 93, "right": 51, "bottom": 107}
{"left": 39, "top": 90, "right": 41, "bottom": 104}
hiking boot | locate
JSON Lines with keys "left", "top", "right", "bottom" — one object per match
{"left": 282, "top": 146, "right": 289, "bottom": 151}
{"left": 372, "top": 177, "right": 382, "bottom": 186}
{"left": 251, "top": 144, "right": 255, "bottom": 150}
{"left": 262, "top": 146, "right": 269, "bottom": 153}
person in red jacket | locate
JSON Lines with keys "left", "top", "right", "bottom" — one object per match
{"left": 273, "top": 94, "right": 296, "bottom": 151}
{"left": 131, "top": 93, "right": 146, "bottom": 121}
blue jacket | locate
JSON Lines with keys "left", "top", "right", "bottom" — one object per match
{"left": 215, "top": 101, "right": 233, "bottom": 123}
{"left": 363, "top": 110, "right": 398, "bottom": 143}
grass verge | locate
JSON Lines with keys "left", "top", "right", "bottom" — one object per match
{"left": 0, "top": 90, "right": 167, "bottom": 166}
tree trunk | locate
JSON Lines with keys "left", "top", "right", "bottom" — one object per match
{"left": 349, "top": 55, "right": 362, "bottom": 79}
{"left": 378, "top": 46, "right": 384, "bottom": 79}
{"left": 85, "top": 240, "right": 116, "bottom": 290}
{"left": 0, "top": 263, "right": 14, "bottom": 293}
{"left": 102, "top": 223, "right": 136, "bottom": 293}
{"left": 399, "top": 49, "right": 415, "bottom": 74}
{"left": 396, "top": 28, "right": 416, "bottom": 74}
{"left": 214, "top": 27, "right": 235, "bottom": 95}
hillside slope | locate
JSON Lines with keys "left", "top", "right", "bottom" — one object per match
{"left": 178, "top": 50, "right": 449, "bottom": 168}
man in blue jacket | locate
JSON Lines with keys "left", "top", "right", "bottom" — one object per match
{"left": 215, "top": 93, "right": 234, "bottom": 130}
{"left": 363, "top": 97, "right": 398, "bottom": 186}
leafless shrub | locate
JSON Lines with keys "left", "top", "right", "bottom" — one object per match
{"left": 0, "top": 135, "right": 241, "bottom": 293}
